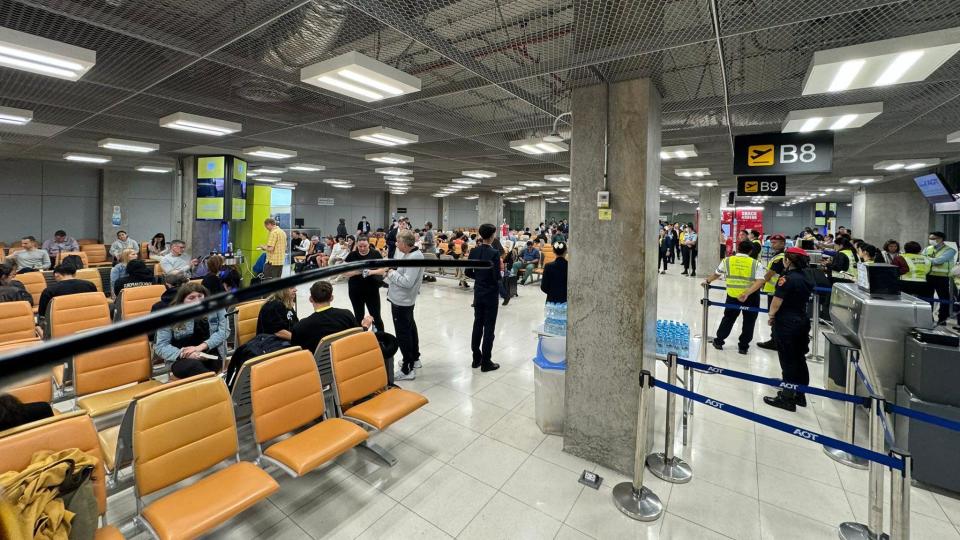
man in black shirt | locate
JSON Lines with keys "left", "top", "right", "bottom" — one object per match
{"left": 37, "top": 263, "right": 97, "bottom": 317}
{"left": 466, "top": 223, "right": 501, "bottom": 372}
{"left": 357, "top": 216, "right": 371, "bottom": 235}
{"left": 291, "top": 280, "right": 372, "bottom": 354}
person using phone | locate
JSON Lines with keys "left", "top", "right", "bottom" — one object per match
{"left": 154, "top": 282, "right": 230, "bottom": 378}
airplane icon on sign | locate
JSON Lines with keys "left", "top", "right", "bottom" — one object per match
{"left": 747, "top": 144, "right": 775, "bottom": 166}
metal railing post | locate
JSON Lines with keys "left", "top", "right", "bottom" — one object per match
{"left": 824, "top": 349, "right": 869, "bottom": 469}
{"left": 807, "top": 291, "right": 823, "bottom": 362}
{"left": 890, "top": 450, "right": 911, "bottom": 540}
{"left": 700, "top": 282, "right": 710, "bottom": 364}
{"left": 646, "top": 353, "right": 693, "bottom": 483}
{"left": 682, "top": 363, "right": 691, "bottom": 446}
{"left": 612, "top": 371, "right": 664, "bottom": 521}
{"left": 839, "top": 396, "right": 886, "bottom": 540}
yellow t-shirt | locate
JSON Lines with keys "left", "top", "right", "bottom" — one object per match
{"left": 266, "top": 227, "right": 287, "bottom": 265}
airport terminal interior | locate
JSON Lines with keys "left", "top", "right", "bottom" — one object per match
{"left": 3, "top": 1, "right": 960, "bottom": 539}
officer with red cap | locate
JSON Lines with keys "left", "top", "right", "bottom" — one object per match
{"left": 764, "top": 246, "right": 814, "bottom": 411}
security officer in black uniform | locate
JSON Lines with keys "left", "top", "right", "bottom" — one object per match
{"left": 763, "top": 247, "right": 814, "bottom": 412}
{"left": 466, "top": 223, "right": 501, "bottom": 372}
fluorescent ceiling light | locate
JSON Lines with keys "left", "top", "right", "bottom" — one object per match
{"left": 243, "top": 146, "right": 297, "bottom": 159}
{"left": 675, "top": 168, "right": 710, "bottom": 177}
{"left": 256, "top": 177, "right": 281, "bottom": 184}
{"left": 287, "top": 163, "right": 325, "bottom": 172}
{"left": 453, "top": 178, "right": 481, "bottom": 185}
{"left": 544, "top": 174, "right": 570, "bottom": 182}
{"left": 691, "top": 181, "right": 717, "bottom": 187}
{"left": 383, "top": 176, "right": 412, "bottom": 182}
{"left": 331, "top": 183, "right": 354, "bottom": 189}
{"left": 252, "top": 166, "right": 287, "bottom": 174}
{"left": 159, "top": 112, "right": 241, "bottom": 136}
{"left": 504, "top": 186, "right": 525, "bottom": 191}
{"left": 0, "top": 27, "right": 96, "bottom": 81}
{"left": 322, "top": 179, "right": 350, "bottom": 185}
{"left": 510, "top": 136, "right": 568, "bottom": 155}
{"left": 274, "top": 181, "right": 298, "bottom": 188}
{"left": 375, "top": 167, "right": 412, "bottom": 176}
{"left": 350, "top": 126, "right": 418, "bottom": 146}
{"left": 540, "top": 190, "right": 558, "bottom": 195}
{"left": 492, "top": 189, "right": 510, "bottom": 193}
{"left": 98, "top": 138, "right": 158, "bottom": 153}
{"left": 947, "top": 130, "right": 960, "bottom": 143}
{"left": 301, "top": 51, "right": 421, "bottom": 102}
{"left": 519, "top": 181, "right": 546, "bottom": 187}
{"left": 660, "top": 144, "right": 698, "bottom": 160}
{"left": 462, "top": 170, "right": 496, "bottom": 178}
{"left": 840, "top": 177, "right": 882, "bottom": 184}
{"left": 63, "top": 152, "right": 110, "bottom": 164}
{"left": 0, "top": 105, "right": 33, "bottom": 125}
{"left": 802, "top": 28, "right": 960, "bottom": 95}
{"left": 464, "top": 195, "right": 479, "bottom": 200}
{"left": 247, "top": 171, "right": 259, "bottom": 177}
{"left": 873, "top": 158, "right": 939, "bottom": 171}
{"left": 432, "top": 193, "right": 448, "bottom": 198}
{"left": 781, "top": 102, "right": 883, "bottom": 133}
{"left": 136, "top": 166, "right": 172, "bottom": 173}
{"left": 557, "top": 187, "right": 570, "bottom": 193}
{"left": 365, "top": 152, "right": 413, "bottom": 164}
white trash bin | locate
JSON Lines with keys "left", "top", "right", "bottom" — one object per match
{"left": 533, "top": 335, "right": 566, "bottom": 435}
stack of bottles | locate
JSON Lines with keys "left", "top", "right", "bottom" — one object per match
{"left": 656, "top": 319, "right": 690, "bottom": 357}
{"left": 544, "top": 302, "right": 568, "bottom": 335}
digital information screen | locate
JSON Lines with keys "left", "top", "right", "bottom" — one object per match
{"left": 196, "top": 156, "right": 225, "bottom": 220}
{"left": 914, "top": 173, "right": 955, "bottom": 204}
{"left": 232, "top": 158, "right": 247, "bottom": 221}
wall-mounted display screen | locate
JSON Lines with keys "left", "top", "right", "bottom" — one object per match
{"left": 196, "top": 156, "right": 225, "bottom": 220}
{"left": 232, "top": 158, "right": 247, "bottom": 221}
{"left": 914, "top": 173, "right": 955, "bottom": 204}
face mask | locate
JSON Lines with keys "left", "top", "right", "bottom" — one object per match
{"left": 929, "top": 239, "right": 938, "bottom": 246}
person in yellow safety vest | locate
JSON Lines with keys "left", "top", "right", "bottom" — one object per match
{"left": 892, "top": 241, "right": 933, "bottom": 299}
{"left": 856, "top": 243, "right": 879, "bottom": 269}
{"left": 703, "top": 239, "right": 767, "bottom": 355}
{"left": 837, "top": 236, "right": 859, "bottom": 281}
{"left": 748, "top": 229, "right": 762, "bottom": 259}
{"left": 757, "top": 234, "right": 787, "bottom": 350}
{"left": 924, "top": 231, "right": 957, "bottom": 325}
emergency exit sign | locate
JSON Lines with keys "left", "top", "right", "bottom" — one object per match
{"left": 737, "top": 176, "right": 786, "bottom": 197}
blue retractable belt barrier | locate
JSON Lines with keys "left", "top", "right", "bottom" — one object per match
{"left": 814, "top": 286, "right": 832, "bottom": 294}
{"left": 654, "top": 379, "right": 903, "bottom": 471}
{"left": 885, "top": 402, "right": 960, "bottom": 433}
{"left": 675, "top": 358, "right": 867, "bottom": 405}
{"left": 707, "top": 285, "right": 772, "bottom": 297}
{"left": 706, "top": 301, "right": 769, "bottom": 313}
{"left": 917, "top": 296, "right": 959, "bottom": 306}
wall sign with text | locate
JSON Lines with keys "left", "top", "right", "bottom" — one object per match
{"left": 733, "top": 132, "right": 834, "bottom": 175}
{"left": 737, "top": 176, "right": 786, "bottom": 197}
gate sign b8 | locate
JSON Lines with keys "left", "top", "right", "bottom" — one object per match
{"left": 737, "top": 176, "right": 786, "bottom": 197}
{"left": 733, "top": 132, "right": 834, "bottom": 175}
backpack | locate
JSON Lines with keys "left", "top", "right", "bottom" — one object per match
{"left": 225, "top": 333, "right": 290, "bottom": 389}
{"left": 251, "top": 252, "right": 267, "bottom": 274}
{"left": 0, "top": 283, "right": 33, "bottom": 304}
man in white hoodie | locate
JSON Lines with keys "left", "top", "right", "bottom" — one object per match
{"left": 370, "top": 229, "right": 423, "bottom": 380}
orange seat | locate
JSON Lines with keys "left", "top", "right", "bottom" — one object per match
{"left": 55, "top": 250, "right": 89, "bottom": 267}
{"left": 0, "top": 301, "right": 36, "bottom": 344}
{"left": 232, "top": 299, "right": 265, "bottom": 348}
{"left": 117, "top": 284, "right": 165, "bottom": 320}
{"left": 133, "top": 374, "right": 279, "bottom": 539}
{"left": 80, "top": 244, "right": 112, "bottom": 267}
{"left": 250, "top": 350, "right": 367, "bottom": 477}
{"left": 0, "top": 412, "right": 124, "bottom": 539}
{"left": 0, "top": 338, "right": 53, "bottom": 404}
{"left": 76, "top": 267, "right": 107, "bottom": 295}
{"left": 16, "top": 271, "right": 46, "bottom": 314}
{"left": 331, "top": 332, "right": 428, "bottom": 431}
{"left": 74, "top": 336, "right": 161, "bottom": 418}
{"left": 47, "top": 292, "right": 111, "bottom": 337}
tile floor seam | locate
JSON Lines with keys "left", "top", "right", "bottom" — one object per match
{"left": 664, "top": 510, "right": 735, "bottom": 539}
{"left": 347, "top": 500, "right": 400, "bottom": 540}
{"left": 276, "top": 468, "right": 360, "bottom": 518}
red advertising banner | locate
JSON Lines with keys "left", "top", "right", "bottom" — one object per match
{"left": 721, "top": 209, "right": 763, "bottom": 255}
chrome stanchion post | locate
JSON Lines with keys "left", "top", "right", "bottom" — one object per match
{"left": 825, "top": 350, "right": 869, "bottom": 469}
{"left": 646, "top": 354, "right": 692, "bottom": 483}
{"left": 682, "top": 363, "right": 691, "bottom": 446}
{"left": 612, "top": 371, "right": 664, "bottom": 522}
{"left": 890, "top": 451, "right": 911, "bottom": 540}
{"left": 700, "top": 282, "right": 710, "bottom": 365}
{"left": 839, "top": 396, "right": 887, "bottom": 540}
{"left": 807, "top": 292, "right": 822, "bottom": 362}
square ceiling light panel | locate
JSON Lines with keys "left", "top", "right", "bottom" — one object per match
{"left": 301, "top": 51, "right": 421, "bottom": 102}
{"left": 98, "top": 138, "right": 159, "bottom": 153}
{"left": 781, "top": 102, "right": 884, "bottom": 133}
{"left": 675, "top": 168, "right": 710, "bottom": 177}
{"left": 660, "top": 145, "right": 698, "bottom": 160}
{"left": 873, "top": 159, "right": 940, "bottom": 171}
{"left": 544, "top": 174, "right": 570, "bottom": 182}
{"left": 802, "top": 27, "right": 960, "bottom": 95}
{"left": 0, "top": 27, "right": 96, "bottom": 81}
{"left": 159, "top": 112, "right": 241, "bottom": 136}
{"left": 288, "top": 163, "right": 325, "bottom": 172}
{"left": 948, "top": 130, "right": 960, "bottom": 143}
{"left": 256, "top": 177, "right": 281, "bottom": 184}
{"left": 453, "top": 178, "right": 481, "bottom": 185}
{"left": 275, "top": 182, "right": 298, "bottom": 189}
{"left": 322, "top": 179, "right": 350, "bottom": 185}
{"left": 365, "top": 152, "right": 414, "bottom": 164}
{"left": 519, "top": 181, "right": 546, "bottom": 187}
{"left": 0, "top": 105, "right": 32, "bottom": 125}
{"left": 510, "top": 136, "right": 568, "bottom": 154}
{"left": 63, "top": 153, "right": 110, "bottom": 164}
{"left": 136, "top": 166, "right": 172, "bottom": 173}
{"left": 243, "top": 146, "right": 297, "bottom": 159}
{"left": 840, "top": 177, "right": 882, "bottom": 184}
{"left": 462, "top": 170, "right": 496, "bottom": 179}
{"left": 375, "top": 167, "right": 412, "bottom": 176}
{"left": 252, "top": 166, "right": 287, "bottom": 174}
{"left": 691, "top": 180, "right": 717, "bottom": 187}
{"left": 350, "top": 126, "right": 418, "bottom": 146}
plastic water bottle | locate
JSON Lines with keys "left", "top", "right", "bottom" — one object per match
{"left": 666, "top": 322, "right": 674, "bottom": 356}
{"left": 680, "top": 324, "right": 690, "bottom": 357}
{"left": 655, "top": 321, "right": 662, "bottom": 355}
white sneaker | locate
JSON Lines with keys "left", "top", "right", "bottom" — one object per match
{"left": 396, "top": 368, "right": 416, "bottom": 381}
{"left": 413, "top": 360, "right": 422, "bottom": 368}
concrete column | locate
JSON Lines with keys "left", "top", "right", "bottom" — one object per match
{"left": 523, "top": 196, "right": 545, "bottom": 230}
{"left": 564, "top": 78, "right": 661, "bottom": 474}
{"left": 477, "top": 192, "right": 503, "bottom": 228}
{"left": 440, "top": 197, "right": 450, "bottom": 231}
{"left": 697, "top": 186, "right": 723, "bottom": 275}
{"left": 851, "top": 177, "right": 932, "bottom": 245}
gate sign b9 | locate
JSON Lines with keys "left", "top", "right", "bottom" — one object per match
{"left": 733, "top": 132, "right": 834, "bottom": 175}
{"left": 737, "top": 176, "right": 786, "bottom": 197}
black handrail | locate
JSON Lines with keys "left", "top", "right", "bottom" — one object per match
{"left": 0, "top": 258, "right": 490, "bottom": 388}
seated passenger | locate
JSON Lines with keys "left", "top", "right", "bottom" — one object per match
{"left": 291, "top": 280, "right": 372, "bottom": 354}
{"left": 511, "top": 241, "right": 541, "bottom": 285}
{"left": 112, "top": 259, "right": 155, "bottom": 297}
{"left": 9, "top": 236, "right": 50, "bottom": 271}
{"left": 148, "top": 232, "right": 167, "bottom": 261}
{"left": 41, "top": 230, "right": 79, "bottom": 259}
{"left": 151, "top": 273, "right": 188, "bottom": 312}
{"left": 257, "top": 287, "right": 298, "bottom": 341}
{"left": 37, "top": 263, "right": 97, "bottom": 317}
{"left": 109, "top": 248, "right": 138, "bottom": 293}
{"left": 154, "top": 283, "right": 229, "bottom": 378}
{"left": 0, "top": 394, "right": 53, "bottom": 432}
{"left": 0, "top": 263, "right": 33, "bottom": 304}
{"left": 109, "top": 230, "right": 139, "bottom": 261}
{"left": 200, "top": 255, "right": 225, "bottom": 294}
{"left": 159, "top": 239, "right": 198, "bottom": 277}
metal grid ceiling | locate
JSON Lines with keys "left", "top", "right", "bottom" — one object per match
{"left": 0, "top": 0, "right": 959, "bottom": 200}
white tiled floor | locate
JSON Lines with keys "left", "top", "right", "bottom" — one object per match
{"left": 97, "top": 267, "right": 960, "bottom": 539}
